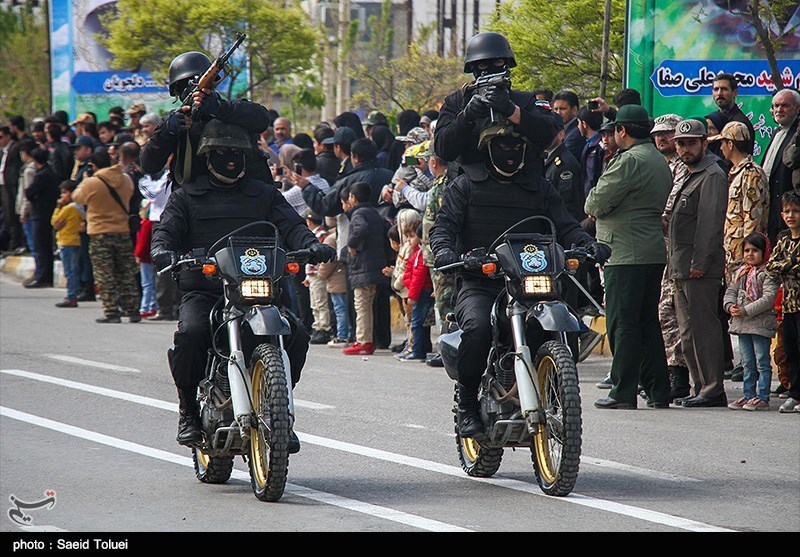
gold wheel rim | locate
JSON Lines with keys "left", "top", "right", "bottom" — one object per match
{"left": 461, "top": 436, "right": 481, "bottom": 463}
{"left": 250, "top": 359, "right": 269, "bottom": 488}
{"left": 197, "top": 448, "right": 210, "bottom": 469}
{"left": 532, "top": 355, "right": 560, "bottom": 486}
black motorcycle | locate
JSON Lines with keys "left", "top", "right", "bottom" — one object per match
{"left": 160, "top": 221, "right": 313, "bottom": 502}
{"left": 438, "top": 216, "right": 597, "bottom": 496}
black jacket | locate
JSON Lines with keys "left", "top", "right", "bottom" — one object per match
{"left": 316, "top": 150, "right": 340, "bottom": 187}
{"left": 25, "top": 164, "right": 59, "bottom": 221}
{"left": 762, "top": 116, "right": 800, "bottom": 243}
{"left": 152, "top": 175, "right": 317, "bottom": 293}
{"left": 545, "top": 143, "right": 584, "bottom": 222}
{"left": 47, "top": 141, "right": 73, "bottom": 182}
{"left": 434, "top": 87, "right": 559, "bottom": 174}
{"left": 141, "top": 99, "right": 272, "bottom": 185}
{"left": 345, "top": 203, "right": 391, "bottom": 288}
{"left": 430, "top": 163, "right": 594, "bottom": 283}
{"left": 302, "top": 160, "right": 394, "bottom": 217}
{"left": 563, "top": 119, "right": 586, "bottom": 163}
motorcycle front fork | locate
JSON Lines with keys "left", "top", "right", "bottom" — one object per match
{"left": 508, "top": 301, "right": 558, "bottom": 429}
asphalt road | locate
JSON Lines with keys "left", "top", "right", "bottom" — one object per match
{"left": 1, "top": 273, "right": 798, "bottom": 539}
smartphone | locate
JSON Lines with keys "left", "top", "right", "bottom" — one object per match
{"left": 294, "top": 164, "right": 303, "bottom": 175}
{"left": 588, "top": 100, "right": 599, "bottom": 110}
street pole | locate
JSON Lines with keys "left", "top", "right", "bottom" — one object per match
{"left": 336, "top": 0, "right": 351, "bottom": 115}
{"left": 600, "top": 0, "right": 611, "bottom": 99}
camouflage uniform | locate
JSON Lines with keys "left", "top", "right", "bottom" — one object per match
{"left": 723, "top": 155, "right": 769, "bottom": 281}
{"left": 659, "top": 156, "right": 689, "bottom": 367}
{"left": 89, "top": 233, "right": 141, "bottom": 318}
{"left": 422, "top": 169, "right": 455, "bottom": 318}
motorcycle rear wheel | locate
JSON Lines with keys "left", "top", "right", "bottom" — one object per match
{"left": 248, "top": 343, "right": 290, "bottom": 502}
{"left": 453, "top": 384, "right": 503, "bottom": 477}
{"left": 192, "top": 448, "right": 234, "bottom": 484}
{"left": 530, "top": 341, "right": 582, "bottom": 496}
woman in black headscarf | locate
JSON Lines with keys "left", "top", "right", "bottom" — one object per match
{"left": 370, "top": 125, "right": 396, "bottom": 169}
{"left": 333, "top": 112, "right": 365, "bottom": 139}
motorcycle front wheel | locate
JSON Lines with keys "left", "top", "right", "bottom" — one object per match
{"left": 530, "top": 341, "right": 582, "bottom": 496}
{"left": 192, "top": 447, "right": 234, "bottom": 484}
{"left": 453, "top": 384, "right": 503, "bottom": 477}
{"left": 248, "top": 343, "right": 290, "bottom": 502}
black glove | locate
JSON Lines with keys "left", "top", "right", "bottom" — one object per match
{"left": 463, "top": 94, "right": 490, "bottom": 124}
{"left": 309, "top": 242, "right": 336, "bottom": 264}
{"left": 196, "top": 90, "right": 221, "bottom": 117}
{"left": 484, "top": 85, "right": 516, "bottom": 118}
{"left": 166, "top": 110, "right": 188, "bottom": 135}
{"left": 589, "top": 242, "right": 612, "bottom": 266}
{"left": 152, "top": 248, "right": 178, "bottom": 273}
{"left": 434, "top": 249, "right": 461, "bottom": 273}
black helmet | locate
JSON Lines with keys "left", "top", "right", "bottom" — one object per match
{"left": 197, "top": 119, "right": 251, "bottom": 155}
{"left": 168, "top": 52, "right": 212, "bottom": 97}
{"left": 463, "top": 32, "right": 516, "bottom": 73}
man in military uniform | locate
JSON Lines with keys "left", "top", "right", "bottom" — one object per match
{"left": 151, "top": 120, "right": 336, "bottom": 452}
{"left": 430, "top": 125, "right": 608, "bottom": 437}
{"left": 141, "top": 51, "right": 273, "bottom": 185}
{"left": 434, "top": 32, "right": 559, "bottom": 174}
{"left": 652, "top": 113, "right": 691, "bottom": 400}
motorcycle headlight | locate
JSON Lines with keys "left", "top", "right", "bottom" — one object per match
{"left": 522, "top": 275, "right": 553, "bottom": 295}
{"left": 240, "top": 278, "right": 272, "bottom": 300}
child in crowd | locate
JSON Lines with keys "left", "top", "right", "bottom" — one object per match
{"left": 51, "top": 180, "right": 84, "bottom": 307}
{"left": 134, "top": 200, "right": 158, "bottom": 318}
{"left": 317, "top": 228, "right": 352, "bottom": 347}
{"left": 766, "top": 191, "right": 800, "bottom": 414}
{"left": 390, "top": 210, "right": 422, "bottom": 358}
{"left": 724, "top": 232, "right": 778, "bottom": 410}
{"left": 400, "top": 222, "right": 434, "bottom": 362}
{"left": 301, "top": 208, "right": 333, "bottom": 344}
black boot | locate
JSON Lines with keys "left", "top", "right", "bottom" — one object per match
{"left": 176, "top": 387, "right": 202, "bottom": 446}
{"left": 668, "top": 366, "right": 690, "bottom": 401}
{"left": 457, "top": 383, "right": 483, "bottom": 438}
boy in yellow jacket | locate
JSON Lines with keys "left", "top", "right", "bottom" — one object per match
{"left": 51, "top": 180, "right": 84, "bottom": 307}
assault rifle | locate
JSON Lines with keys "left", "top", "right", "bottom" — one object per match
{"left": 174, "top": 32, "right": 246, "bottom": 185}
{"left": 463, "top": 69, "right": 511, "bottom": 126}
{"left": 181, "top": 32, "right": 247, "bottom": 107}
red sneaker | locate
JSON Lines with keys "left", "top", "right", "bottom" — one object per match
{"left": 342, "top": 342, "right": 375, "bottom": 356}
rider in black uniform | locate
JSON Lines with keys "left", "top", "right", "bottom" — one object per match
{"left": 429, "top": 125, "right": 610, "bottom": 438}
{"left": 151, "top": 120, "right": 336, "bottom": 452}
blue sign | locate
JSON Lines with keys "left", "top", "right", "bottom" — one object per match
{"left": 71, "top": 72, "right": 168, "bottom": 95}
{"left": 651, "top": 59, "right": 800, "bottom": 97}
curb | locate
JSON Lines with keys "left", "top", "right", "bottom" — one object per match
{"left": 0, "top": 255, "right": 66, "bottom": 287}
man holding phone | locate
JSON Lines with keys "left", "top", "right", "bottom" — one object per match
{"left": 282, "top": 148, "right": 330, "bottom": 216}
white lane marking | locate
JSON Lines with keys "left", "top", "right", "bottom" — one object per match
{"left": 1, "top": 369, "right": 731, "bottom": 532}
{"left": 581, "top": 457, "right": 702, "bottom": 483}
{"left": 44, "top": 355, "right": 140, "bottom": 373}
{"left": 0, "top": 369, "right": 331, "bottom": 412}
{"left": 296, "top": 433, "right": 733, "bottom": 532}
{"left": 403, "top": 424, "right": 427, "bottom": 429}
{"left": 0, "top": 406, "right": 470, "bottom": 533}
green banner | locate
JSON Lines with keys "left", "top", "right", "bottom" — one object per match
{"left": 626, "top": 0, "right": 800, "bottom": 157}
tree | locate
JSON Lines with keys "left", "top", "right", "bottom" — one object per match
{"left": 350, "top": 21, "right": 464, "bottom": 115}
{"left": 0, "top": 5, "right": 50, "bottom": 121}
{"left": 704, "top": 0, "right": 799, "bottom": 91}
{"left": 488, "top": 0, "right": 625, "bottom": 100}
{"left": 98, "top": 0, "right": 319, "bottom": 102}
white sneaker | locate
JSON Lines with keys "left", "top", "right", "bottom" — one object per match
{"left": 778, "top": 397, "right": 799, "bottom": 413}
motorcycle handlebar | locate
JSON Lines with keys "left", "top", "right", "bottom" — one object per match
{"left": 156, "top": 257, "right": 202, "bottom": 276}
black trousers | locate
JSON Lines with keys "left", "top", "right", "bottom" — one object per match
{"left": 1, "top": 182, "right": 23, "bottom": 250}
{"left": 454, "top": 279, "right": 504, "bottom": 395}
{"left": 170, "top": 290, "right": 310, "bottom": 390}
{"left": 373, "top": 282, "right": 392, "bottom": 348}
{"left": 31, "top": 217, "right": 54, "bottom": 284}
{"left": 782, "top": 312, "right": 800, "bottom": 400}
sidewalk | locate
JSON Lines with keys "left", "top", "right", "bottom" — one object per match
{"left": 0, "top": 254, "right": 66, "bottom": 287}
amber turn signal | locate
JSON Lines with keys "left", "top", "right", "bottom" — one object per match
{"left": 202, "top": 264, "right": 217, "bottom": 275}
{"left": 566, "top": 259, "right": 580, "bottom": 270}
{"left": 482, "top": 262, "right": 497, "bottom": 275}
{"left": 286, "top": 262, "right": 301, "bottom": 274}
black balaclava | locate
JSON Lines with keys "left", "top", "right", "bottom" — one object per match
{"left": 472, "top": 58, "right": 510, "bottom": 79}
{"left": 207, "top": 148, "right": 245, "bottom": 185}
{"left": 488, "top": 135, "right": 526, "bottom": 179}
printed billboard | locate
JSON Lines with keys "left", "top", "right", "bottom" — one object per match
{"left": 626, "top": 0, "right": 800, "bottom": 157}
